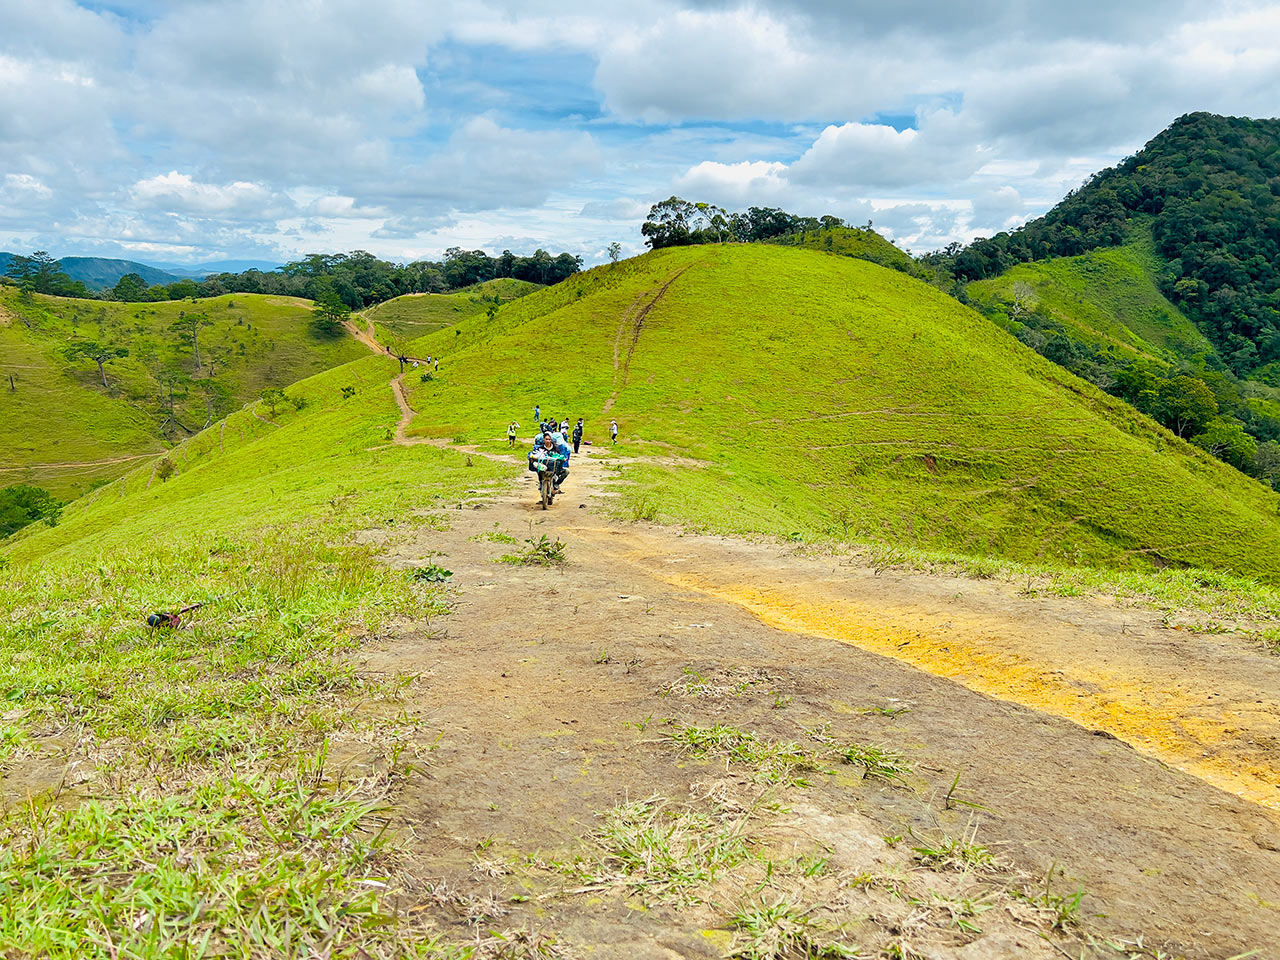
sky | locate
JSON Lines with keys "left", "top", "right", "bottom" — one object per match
{"left": 1, "top": 0, "right": 1278, "bottom": 268}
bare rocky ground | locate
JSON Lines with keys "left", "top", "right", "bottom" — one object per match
{"left": 345, "top": 449, "right": 1280, "bottom": 960}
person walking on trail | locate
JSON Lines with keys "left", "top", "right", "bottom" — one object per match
{"left": 610, "top": 419, "right": 618, "bottom": 443}
{"left": 534, "top": 404, "right": 540, "bottom": 422}
{"left": 507, "top": 421, "right": 520, "bottom": 447}
{"left": 560, "top": 417, "right": 569, "bottom": 438}
{"left": 572, "top": 418, "right": 583, "bottom": 454}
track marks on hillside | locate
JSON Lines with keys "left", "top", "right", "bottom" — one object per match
{"left": 604, "top": 266, "right": 688, "bottom": 414}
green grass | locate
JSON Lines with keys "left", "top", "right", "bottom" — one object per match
{"left": 728, "top": 899, "right": 861, "bottom": 960}
{"left": 0, "top": 768, "right": 405, "bottom": 958}
{"left": 364, "top": 278, "right": 541, "bottom": 344}
{"left": 0, "top": 287, "right": 367, "bottom": 497}
{"left": 564, "top": 795, "right": 752, "bottom": 904}
{"left": 967, "top": 229, "right": 1214, "bottom": 361}
{"left": 664, "top": 724, "right": 819, "bottom": 787}
{"left": 0, "top": 350, "right": 515, "bottom": 956}
{"left": 399, "top": 243, "right": 1280, "bottom": 581}
{"left": 769, "top": 226, "right": 918, "bottom": 275}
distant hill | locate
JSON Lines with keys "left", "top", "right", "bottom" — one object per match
{"left": 152, "top": 259, "right": 283, "bottom": 278}
{"left": 941, "top": 113, "right": 1280, "bottom": 381}
{"left": 362, "top": 277, "right": 542, "bottom": 342}
{"left": 967, "top": 230, "right": 1215, "bottom": 365}
{"left": 0, "top": 288, "right": 366, "bottom": 497}
{"left": 0, "top": 252, "right": 184, "bottom": 290}
{"left": 398, "top": 243, "right": 1280, "bottom": 580}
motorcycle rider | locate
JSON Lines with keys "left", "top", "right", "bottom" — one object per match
{"left": 529, "top": 429, "right": 571, "bottom": 492}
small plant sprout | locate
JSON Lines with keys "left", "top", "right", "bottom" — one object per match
{"left": 942, "top": 769, "right": 989, "bottom": 812}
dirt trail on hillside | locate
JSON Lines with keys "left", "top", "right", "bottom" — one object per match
{"left": 0, "top": 453, "right": 156, "bottom": 472}
{"left": 343, "top": 317, "right": 383, "bottom": 354}
{"left": 346, "top": 313, "right": 1280, "bottom": 957}
{"left": 349, "top": 451, "right": 1280, "bottom": 958}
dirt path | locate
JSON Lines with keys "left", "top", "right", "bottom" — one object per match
{"left": 344, "top": 316, "right": 383, "bottom": 354}
{"left": 0, "top": 453, "right": 156, "bottom": 472}
{"left": 348, "top": 451, "right": 1280, "bottom": 959}
{"left": 345, "top": 317, "right": 1280, "bottom": 956}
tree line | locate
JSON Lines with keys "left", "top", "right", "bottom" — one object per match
{"left": 641, "top": 197, "right": 851, "bottom": 249}
{"left": 4, "top": 246, "right": 583, "bottom": 308}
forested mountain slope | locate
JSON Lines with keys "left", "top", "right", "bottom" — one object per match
{"left": 938, "top": 113, "right": 1280, "bottom": 380}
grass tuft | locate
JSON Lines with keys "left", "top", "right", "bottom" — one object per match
{"left": 565, "top": 795, "right": 751, "bottom": 904}
{"left": 728, "top": 898, "right": 862, "bottom": 959}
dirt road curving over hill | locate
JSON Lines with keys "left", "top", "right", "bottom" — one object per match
{"left": 352, "top": 449, "right": 1280, "bottom": 959}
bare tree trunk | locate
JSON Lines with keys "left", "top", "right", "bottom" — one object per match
{"left": 97, "top": 360, "right": 108, "bottom": 388}
{"left": 193, "top": 326, "right": 202, "bottom": 371}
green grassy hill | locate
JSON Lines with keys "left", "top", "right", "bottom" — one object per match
{"left": 0, "top": 287, "right": 366, "bottom": 497}
{"left": 966, "top": 231, "right": 1214, "bottom": 362}
{"left": 362, "top": 277, "right": 541, "bottom": 344}
{"left": 8, "top": 242, "right": 1280, "bottom": 580}
{"left": 769, "top": 226, "right": 918, "bottom": 274}
{"left": 402, "top": 243, "right": 1280, "bottom": 579}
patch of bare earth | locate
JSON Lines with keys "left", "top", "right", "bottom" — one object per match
{"left": 346, "top": 452, "right": 1280, "bottom": 959}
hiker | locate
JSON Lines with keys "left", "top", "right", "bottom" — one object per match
{"left": 507, "top": 420, "right": 520, "bottom": 447}
{"left": 434, "top": 358, "right": 439, "bottom": 371}
{"left": 560, "top": 417, "right": 569, "bottom": 438}
{"left": 534, "top": 403, "right": 540, "bottom": 422}
{"left": 572, "top": 418, "right": 583, "bottom": 454}
{"left": 530, "top": 429, "right": 571, "bottom": 492}
{"left": 610, "top": 419, "right": 618, "bottom": 443}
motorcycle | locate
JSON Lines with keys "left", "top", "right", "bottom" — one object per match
{"left": 529, "top": 450, "right": 567, "bottom": 509}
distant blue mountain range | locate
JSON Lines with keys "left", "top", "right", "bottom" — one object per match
{"left": 0, "top": 252, "right": 282, "bottom": 291}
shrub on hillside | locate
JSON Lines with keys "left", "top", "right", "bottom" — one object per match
{"left": 0, "top": 485, "right": 62, "bottom": 538}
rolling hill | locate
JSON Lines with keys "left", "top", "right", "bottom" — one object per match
{"left": 0, "top": 252, "right": 185, "bottom": 290}
{"left": 966, "top": 230, "right": 1215, "bottom": 363}
{"left": 362, "top": 277, "right": 541, "bottom": 344}
{"left": 0, "top": 287, "right": 366, "bottom": 497}
{"left": 8, "top": 242, "right": 1280, "bottom": 582}
{"left": 400, "top": 243, "right": 1280, "bottom": 579}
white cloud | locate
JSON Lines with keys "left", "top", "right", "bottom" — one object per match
{"left": 789, "top": 111, "right": 984, "bottom": 189}
{"left": 131, "top": 172, "right": 275, "bottom": 215}
{"left": 676, "top": 160, "right": 789, "bottom": 204}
